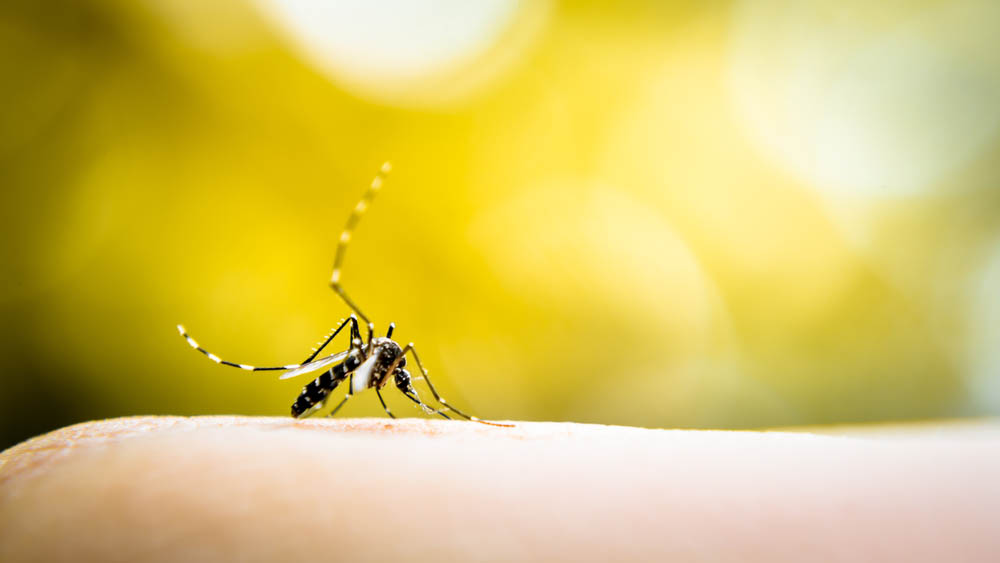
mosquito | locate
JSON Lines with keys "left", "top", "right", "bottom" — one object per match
{"left": 177, "top": 162, "right": 511, "bottom": 427}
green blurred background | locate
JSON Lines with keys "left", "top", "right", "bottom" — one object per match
{"left": 3, "top": 0, "right": 1000, "bottom": 450}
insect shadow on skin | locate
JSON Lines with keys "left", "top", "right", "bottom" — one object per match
{"left": 178, "top": 162, "right": 512, "bottom": 427}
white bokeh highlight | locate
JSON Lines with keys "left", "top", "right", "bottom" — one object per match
{"left": 254, "top": 0, "right": 544, "bottom": 106}
{"left": 729, "top": 0, "right": 1000, "bottom": 199}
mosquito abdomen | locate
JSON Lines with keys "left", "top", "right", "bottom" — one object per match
{"left": 291, "top": 354, "right": 360, "bottom": 417}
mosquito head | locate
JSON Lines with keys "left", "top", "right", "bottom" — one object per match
{"left": 394, "top": 368, "right": 413, "bottom": 393}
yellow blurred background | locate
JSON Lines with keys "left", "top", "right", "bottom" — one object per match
{"left": 3, "top": 0, "right": 1000, "bottom": 449}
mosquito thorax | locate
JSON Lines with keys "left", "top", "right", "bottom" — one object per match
{"left": 372, "top": 338, "right": 404, "bottom": 364}
{"left": 369, "top": 337, "right": 405, "bottom": 386}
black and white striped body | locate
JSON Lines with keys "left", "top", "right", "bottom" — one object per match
{"left": 291, "top": 338, "right": 408, "bottom": 418}
{"left": 290, "top": 352, "right": 359, "bottom": 418}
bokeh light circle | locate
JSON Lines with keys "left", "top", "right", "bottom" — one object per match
{"left": 729, "top": 0, "right": 1000, "bottom": 199}
{"left": 254, "top": 0, "right": 550, "bottom": 107}
{"left": 471, "top": 181, "right": 722, "bottom": 344}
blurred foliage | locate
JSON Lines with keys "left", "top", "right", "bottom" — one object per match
{"left": 2, "top": 0, "right": 999, "bottom": 449}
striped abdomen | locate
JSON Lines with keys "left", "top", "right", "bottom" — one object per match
{"left": 291, "top": 354, "right": 362, "bottom": 417}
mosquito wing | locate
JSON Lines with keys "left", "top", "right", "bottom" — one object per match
{"left": 351, "top": 350, "right": 381, "bottom": 393}
{"left": 278, "top": 349, "right": 352, "bottom": 380}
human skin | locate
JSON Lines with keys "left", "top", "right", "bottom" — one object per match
{"left": 1, "top": 417, "right": 998, "bottom": 562}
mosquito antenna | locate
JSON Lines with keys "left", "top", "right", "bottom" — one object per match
{"left": 330, "top": 162, "right": 391, "bottom": 326}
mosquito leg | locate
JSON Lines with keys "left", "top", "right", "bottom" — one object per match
{"left": 329, "top": 162, "right": 391, "bottom": 326}
{"left": 400, "top": 390, "right": 451, "bottom": 420}
{"left": 178, "top": 314, "right": 358, "bottom": 372}
{"left": 327, "top": 374, "right": 356, "bottom": 418}
{"left": 347, "top": 317, "right": 369, "bottom": 360}
{"left": 302, "top": 315, "right": 359, "bottom": 365}
{"left": 393, "top": 343, "right": 513, "bottom": 428}
{"left": 375, "top": 387, "right": 396, "bottom": 419}
{"left": 326, "top": 394, "right": 352, "bottom": 418}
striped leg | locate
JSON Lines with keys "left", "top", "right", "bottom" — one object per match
{"left": 375, "top": 387, "right": 395, "bottom": 419}
{"left": 325, "top": 394, "right": 352, "bottom": 418}
{"left": 325, "top": 374, "right": 357, "bottom": 418}
{"left": 389, "top": 343, "right": 513, "bottom": 428}
{"left": 329, "top": 162, "right": 391, "bottom": 327}
{"left": 178, "top": 315, "right": 359, "bottom": 372}
{"left": 400, "top": 390, "right": 451, "bottom": 420}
